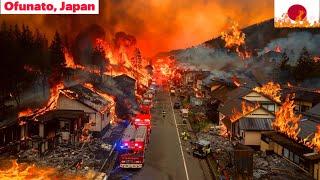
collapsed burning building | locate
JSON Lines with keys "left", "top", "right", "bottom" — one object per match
{"left": 19, "top": 110, "right": 88, "bottom": 154}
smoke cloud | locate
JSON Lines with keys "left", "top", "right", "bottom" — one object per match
{"left": 0, "top": 0, "right": 273, "bottom": 56}
{"left": 261, "top": 32, "right": 320, "bottom": 63}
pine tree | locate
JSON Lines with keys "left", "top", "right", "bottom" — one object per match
{"left": 49, "top": 31, "right": 66, "bottom": 85}
{"left": 280, "top": 52, "right": 290, "bottom": 71}
{"left": 92, "top": 44, "right": 108, "bottom": 77}
{"left": 293, "top": 47, "right": 315, "bottom": 81}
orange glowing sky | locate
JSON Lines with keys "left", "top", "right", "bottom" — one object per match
{"left": 0, "top": 0, "right": 274, "bottom": 56}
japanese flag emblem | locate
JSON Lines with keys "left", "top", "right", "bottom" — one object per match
{"left": 274, "top": 0, "right": 320, "bottom": 28}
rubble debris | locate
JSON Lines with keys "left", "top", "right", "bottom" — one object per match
{"left": 17, "top": 139, "right": 113, "bottom": 176}
{"left": 197, "top": 126, "right": 312, "bottom": 179}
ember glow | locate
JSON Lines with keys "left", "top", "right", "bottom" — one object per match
{"left": 0, "top": 160, "right": 56, "bottom": 180}
{"left": 311, "top": 125, "right": 320, "bottom": 152}
{"left": 230, "top": 101, "right": 260, "bottom": 122}
{"left": 253, "top": 82, "right": 282, "bottom": 103}
{"left": 274, "top": 45, "right": 282, "bottom": 53}
{"left": 18, "top": 82, "right": 65, "bottom": 119}
{"left": 313, "top": 56, "right": 320, "bottom": 63}
{"left": 152, "top": 57, "right": 176, "bottom": 85}
{"left": 273, "top": 95, "right": 302, "bottom": 140}
{"left": 0, "top": 160, "right": 97, "bottom": 180}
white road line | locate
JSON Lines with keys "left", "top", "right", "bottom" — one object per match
{"left": 169, "top": 94, "right": 190, "bottom": 180}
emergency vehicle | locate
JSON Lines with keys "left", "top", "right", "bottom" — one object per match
{"left": 140, "top": 104, "right": 151, "bottom": 114}
{"left": 119, "top": 125, "right": 149, "bottom": 168}
{"left": 120, "top": 125, "right": 136, "bottom": 150}
{"left": 133, "top": 114, "right": 151, "bottom": 130}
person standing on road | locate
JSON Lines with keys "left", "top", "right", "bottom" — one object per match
{"left": 162, "top": 110, "right": 166, "bottom": 118}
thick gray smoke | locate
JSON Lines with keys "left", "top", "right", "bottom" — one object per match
{"left": 175, "top": 45, "right": 244, "bottom": 71}
{"left": 261, "top": 32, "right": 320, "bottom": 64}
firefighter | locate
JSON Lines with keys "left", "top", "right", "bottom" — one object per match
{"left": 162, "top": 110, "right": 166, "bottom": 118}
{"left": 181, "top": 131, "right": 188, "bottom": 140}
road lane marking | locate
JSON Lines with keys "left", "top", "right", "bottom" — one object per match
{"left": 169, "top": 94, "right": 190, "bottom": 180}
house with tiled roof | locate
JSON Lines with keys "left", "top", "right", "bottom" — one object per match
{"left": 216, "top": 86, "right": 277, "bottom": 147}
{"left": 57, "top": 84, "right": 114, "bottom": 137}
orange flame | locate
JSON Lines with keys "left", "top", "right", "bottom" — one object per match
{"left": 0, "top": 160, "right": 100, "bottom": 179}
{"left": 313, "top": 56, "right": 320, "bottom": 63}
{"left": 18, "top": 83, "right": 65, "bottom": 119}
{"left": 253, "top": 82, "right": 282, "bottom": 103}
{"left": 221, "top": 21, "right": 247, "bottom": 59}
{"left": 275, "top": 13, "right": 320, "bottom": 28}
{"left": 230, "top": 101, "right": 259, "bottom": 122}
{"left": 311, "top": 125, "right": 320, "bottom": 152}
{"left": 273, "top": 95, "right": 302, "bottom": 140}
{"left": 64, "top": 49, "right": 85, "bottom": 70}
{"left": 274, "top": 45, "right": 282, "bottom": 53}
{"left": 0, "top": 160, "right": 56, "bottom": 180}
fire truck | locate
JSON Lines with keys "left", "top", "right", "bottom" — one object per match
{"left": 119, "top": 125, "right": 149, "bottom": 168}
{"left": 133, "top": 113, "right": 151, "bottom": 130}
{"left": 140, "top": 104, "right": 151, "bottom": 114}
{"left": 120, "top": 125, "right": 136, "bottom": 149}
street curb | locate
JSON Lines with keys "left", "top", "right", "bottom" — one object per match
{"left": 179, "top": 105, "right": 218, "bottom": 179}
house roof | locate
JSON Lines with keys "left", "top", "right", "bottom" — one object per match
{"left": 281, "top": 87, "right": 320, "bottom": 104}
{"left": 262, "top": 131, "right": 313, "bottom": 156}
{"left": 60, "top": 84, "right": 111, "bottom": 113}
{"left": 0, "top": 117, "right": 17, "bottom": 130}
{"left": 216, "top": 86, "right": 252, "bottom": 107}
{"left": 239, "top": 118, "right": 273, "bottom": 131}
{"left": 219, "top": 98, "right": 247, "bottom": 117}
{"left": 113, "top": 74, "right": 136, "bottom": 83}
{"left": 249, "top": 90, "right": 282, "bottom": 105}
{"left": 305, "top": 103, "right": 320, "bottom": 118}
{"left": 298, "top": 117, "right": 318, "bottom": 140}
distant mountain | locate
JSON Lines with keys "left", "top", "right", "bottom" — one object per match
{"left": 157, "top": 19, "right": 320, "bottom": 58}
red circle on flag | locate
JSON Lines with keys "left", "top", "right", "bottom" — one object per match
{"left": 287, "top": 4, "right": 307, "bottom": 21}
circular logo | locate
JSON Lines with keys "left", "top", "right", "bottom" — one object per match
{"left": 287, "top": 4, "right": 307, "bottom": 21}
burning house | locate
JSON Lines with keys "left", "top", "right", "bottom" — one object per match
{"left": 181, "top": 70, "right": 210, "bottom": 88}
{"left": 261, "top": 103, "right": 320, "bottom": 179}
{"left": 20, "top": 110, "right": 88, "bottom": 154}
{"left": 57, "top": 84, "right": 114, "bottom": 137}
{"left": 281, "top": 86, "right": 320, "bottom": 113}
{"left": 218, "top": 87, "right": 277, "bottom": 147}
{"left": 113, "top": 74, "right": 137, "bottom": 98}
{"left": 0, "top": 117, "right": 21, "bottom": 154}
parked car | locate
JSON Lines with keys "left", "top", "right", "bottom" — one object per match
{"left": 174, "top": 102, "right": 181, "bottom": 109}
{"left": 192, "top": 139, "right": 212, "bottom": 158}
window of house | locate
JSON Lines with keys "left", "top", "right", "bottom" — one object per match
{"left": 252, "top": 113, "right": 268, "bottom": 116}
{"left": 64, "top": 122, "right": 70, "bottom": 131}
{"left": 289, "top": 151, "right": 294, "bottom": 161}
{"left": 262, "top": 103, "right": 275, "bottom": 113}
{"left": 283, "top": 148, "right": 289, "bottom": 158}
{"left": 300, "top": 105, "right": 310, "bottom": 112}
{"left": 294, "top": 155, "right": 300, "bottom": 164}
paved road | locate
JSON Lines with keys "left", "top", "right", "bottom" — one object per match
{"left": 109, "top": 89, "right": 212, "bottom": 180}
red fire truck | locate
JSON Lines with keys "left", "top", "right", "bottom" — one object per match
{"left": 119, "top": 125, "right": 149, "bottom": 168}
{"left": 140, "top": 104, "right": 151, "bottom": 114}
{"left": 120, "top": 125, "right": 136, "bottom": 149}
{"left": 133, "top": 114, "right": 151, "bottom": 130}
{"left": 119, "top": 150, "right": 145, "bottom": 168}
